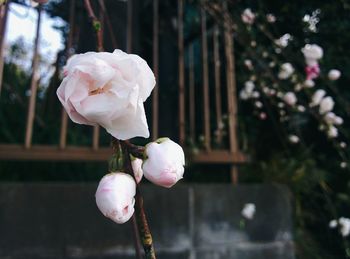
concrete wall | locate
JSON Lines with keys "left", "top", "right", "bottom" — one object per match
{"left": 0, "top": 183, "right": 294, "bottom": 259}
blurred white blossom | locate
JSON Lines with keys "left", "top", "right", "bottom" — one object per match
{"left": 304, "top": 79, "right": 315, "bottom": 88}
{"left": 327, "top": 125, "right": 338, "bottom": 138}
{"left": 329, "top": 217, "right": 350, "bottom": 237}
{"left": 329, "top": 219, "right": 337, "bottom": 229}
{"left": 328, "top": 69, "right": 341, "bottom": 81}
{"left": 302, "top": 44, "right": 323, "bottom": 66}
{"left": 297, "top": 105, "right": 306, "bottom": 112}
{"left": 244, "top": 59, "right": 253, "bottom": 70}
{"left": 240, "top": 81, "right": 255, "bottom": 100}
{"left": 266, "top": 14, "right": 276, "bottom": 23}
{"left": 275, "top": 33, "right": 292, "bottom": 48}
{"left": 310, "top": 89, "right": 326, "bottom": 107}
{"left": 319, "top": 96, "right": 335, "bottom": 114}
{"left": 278, "top": 63, "right": 294, "bottom": 79}
{"left": 340, "top": 142, "right": 347, "bottom": 148}
{"left": 241, "top": 8, "right": 256, "bottom": 24}
{"left": 289, "top": 135, "right": 300, "bottom": 143}
{"left": 283, "top": 92, "right": 297, "bottom": 106}
{"left": 324, "top": 112, "right": 343, "bottom": 125}
{"left": 339, "top": 217, "right": 350, "bottom": 237}
{"left": 241, "top": 203, "right": 256, "bottom": 220}
{"left": 255, "top": 101, "right": 263, "bottom": 108}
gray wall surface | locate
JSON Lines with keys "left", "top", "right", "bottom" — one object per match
{"left": 0, "top": 183, "right": 295, "bottom": 259}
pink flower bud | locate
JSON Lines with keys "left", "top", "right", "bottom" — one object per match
{"left": 143, "top": 138, "right": 185, "bottom": 188}
{"left": 95, "top": 173, "right": 136, "bottom": 224}
{"left": 131, "top": 158, "right": 143, "bottom": 184}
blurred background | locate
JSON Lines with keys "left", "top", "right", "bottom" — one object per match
{"left": 0, "top": 0, "right": 349, "bottom": 258}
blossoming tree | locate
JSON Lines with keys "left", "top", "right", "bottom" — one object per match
{"left": 202, "top": 1, "right": 350, "bottom": 257}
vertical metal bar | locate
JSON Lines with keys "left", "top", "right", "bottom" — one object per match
{"left": 189, "top": 45, "right": 195, "bottom": 141}
{"left": 213, "top": 25, "right": 222, "bottom": 143}
{"left": 127, "top": 0, "right": 132, "bottom": 53}
{"left": 59, "top": 0, "right": 75, "bottom": 149}
{"left": 152, "top": 0, "right": 159, "bottom": 140}
{"left": 201, "top": 8, "right": 210, "bottom": 151}
{"left": 0, "top": 0, "right": 9, "bottom": 96}
{"left": 178, "top": 0, "right": 185, "bottom": 146}
{"left": 24, "top": 6, "right": 42, "bottom": 148}
{"left": 223, "top": 4, "right": 239, "bottom": 184}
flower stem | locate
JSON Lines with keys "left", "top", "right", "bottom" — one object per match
{"left": 134, "top": 188, "right": 156, "bottom": 259}
{"left": 120, "top": 140, "right": 157, "bottom": 259}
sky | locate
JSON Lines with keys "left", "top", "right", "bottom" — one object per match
{"left": 4, "top": 2, "right": 65, "bottom": 85}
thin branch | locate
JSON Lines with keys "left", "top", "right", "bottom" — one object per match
{"left": 83, "top": 0, "right": 104, "bottom": 51}
{"left": 120, "top": 140, "right": 157, "bottom": 259}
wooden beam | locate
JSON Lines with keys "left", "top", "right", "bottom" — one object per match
{"left": 178, "top": 0, "right": 185, "bottom": 145}
{"left": 24, "top": 6, "right": 42, "bottom": 149}
{"left": 201, "top": 8, "right": 211, "bottom": 151}
{"left": 152, "top": 0, "right": 159, "bottom": 140}
{"left": 213, "top": 25, "right": 222, "bottom": 143}
{"left": 0, "top": 144, "right": 113, "bottom": 161}
{"left": 189, "top": 45, "right": 195, "bottom": 140}
{"left": 223, "top": 3, "right": 240, "bottom": 183}
{"left": 59, "top": 0, "right": 75, "bottom": 149}
{"left": 0, "top": 0, "right": 9, "bottom": 96}
{"left": 191, "top": 150, "right": 248, "bottom": 164}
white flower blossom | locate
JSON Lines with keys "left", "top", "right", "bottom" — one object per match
{"left": 255, "top": 101, "right": 263, "bottom": 108}
{"left": 297, "top": 105, "right": 306, "bottom": 112}
{"left": 304, "top": 79, "right": 315, "bottom": 88}
{"left": 327, "top": 125, "right": 338, "bottom": 138}
{"left": 269, "top": 61, "right": 276, "bottom": 68}
{"left": 329, "top": 219, "right": 338, "bottom": 229}
{"left": 240, "top": 81, "right": 256, "bottom": 100}
{"left": 319, "top": 96, "right": 335, "bottom": 114}
{"left": 340, "top": 162, "right": 347, "bottom": 169}
{"left": 329, "top": 217, "right": 350, "bottom": 237}
{"left": 340, "top": 142, "right": 347, "bottom": 148}
{"left": 294, "top": 84, "right": 303, "bottom": 92}
{"left": 339, "top": 217, "right": 350, "bottom": 237}
{"left": 259, "top": 112, "right": 267, "bottom": 120}
{"left": 278, "top": 63, "right": 294, "bottom": 79}
{"left": 241, "top": 8, "right": 255, "bottom": 24}
{"left": 241, "top": 203, "right": 256, "bottom": 220}
{"left": 302, "top": 44, "right": 323, "bottom": 66}
{"left": 310, "top": 89, "right": 326, "bottom": 107}
{"left": 244, "top": 59, "right": 253, "bottom": 70}
{"left": 56, "top": 50, "right": 156, "bottom": 140}
{"left": 328, "top": 69, "right": 341, "bottom": 81}
{"left": 324, "top": 112, "right": 343, "bottom": 125}
{"left": 289, "top": 135, "right": 300, "bottom": 143}
{"left": 283, "top": 92, "right": 297, "bottom": 106}
{"left": 252, "top": 91, "right": 260, "bottom": 98}
{"left": 275, "top": 34, "right": 292, "bottom": 48}
{"left": 266, "top": 14, "right": 276, "bottom": 23}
